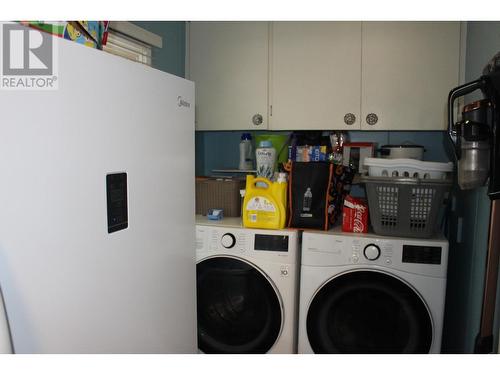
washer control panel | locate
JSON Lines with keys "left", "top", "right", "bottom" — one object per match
{"left": 349, "top": 239, "right": 390, "bottom": 265}
{"left": 352, "top": 240, "right": 394, "bottom": 265}
{"left": 221, "top": 233, "right": 236, "bottom": 249}
{"left": 207, "top": 230, "right": 248, "bottom": 253}
{"left": 363, "top": 244, "right": 381, "bottom": 261}
{"left": 196, "top": 225, "right": 298, "bottom": 262}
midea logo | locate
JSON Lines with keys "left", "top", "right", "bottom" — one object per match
{"left": 177, "top": 96, "right": 191, "bottom": 108}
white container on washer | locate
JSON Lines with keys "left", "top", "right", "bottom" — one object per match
{"left": 364, "top": 157, "right": 454, "bottom": 179}
{"left": 239, "top": 133, "right": 254, "bottom": 170}
{"left": 379, "top": 144, "right": 425, "bottom": 160}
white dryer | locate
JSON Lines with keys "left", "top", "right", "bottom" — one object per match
{"left": 299, "top": 229, "right": 449, "bottom": 354}
{"left": 196, "top": 222, "right": 299, "bottom": 353}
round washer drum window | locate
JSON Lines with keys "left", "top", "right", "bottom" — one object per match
{"left": 196, "top": 257, "right": 282, "bottom": 354}
{"left": 306, "top": 270, "right": 433, "bottom": 354}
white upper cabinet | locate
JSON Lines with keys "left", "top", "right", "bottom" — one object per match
{"left": 188, "top": 22, "right": 269, "bottom": 131}
{"left": 188, "top": 21, "right": 462, "bottom": 131}
{"left": 270, "top": 22, "right": 362, "bottom": 130}
{"left": 361, "top": 22, "right": 461, "bottom": 130}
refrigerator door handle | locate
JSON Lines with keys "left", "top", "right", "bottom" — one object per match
{"left": 0, "top": 286, "right": 13, "bottom": 354}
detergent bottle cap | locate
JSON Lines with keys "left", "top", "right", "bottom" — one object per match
{"left": 259, "top": 140, "right": 273, "bottom": 148}
{"left": 277, "top": 172, "right": 287, "bottom": 183}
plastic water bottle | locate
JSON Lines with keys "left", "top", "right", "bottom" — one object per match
{"left": 255, "top": 140, "right": 276, "bottom": 180}
{"left": 239, "top": 133, "right": 253, "bottom": 170}
{"left": 303, "top": 187, "right": 312, "bottom": 212}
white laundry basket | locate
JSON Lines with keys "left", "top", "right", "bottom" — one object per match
{"left": 364, "top": 158, "right": 454, "bottom": 179}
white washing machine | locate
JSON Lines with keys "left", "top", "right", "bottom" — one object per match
{"left": 195, "top": 222, "right": 299, "bottom": 353}
{"left": 298, "top": 229, "right": 449, "bottom": 354}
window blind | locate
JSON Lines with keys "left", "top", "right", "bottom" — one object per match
{"left": 103, "top": 30, "right": 153, "bottom": 66}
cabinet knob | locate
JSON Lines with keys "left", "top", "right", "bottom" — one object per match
{"left": 366, "top": 113, "right": 378, "bottom": 126}
{"left": 252, "top": 114, "right": 263, "bottom": 126}
{"left": 344, "top": 113, "right": 356, "bottom": 126}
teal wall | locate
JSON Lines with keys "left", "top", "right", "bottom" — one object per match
{"left": 464, "top": 22, "right": 500, "bottom": 100}
{"left": 132, "top": 21, "right": 186, "bottom": 77}
{"left": 443, "top": 186, "right": 491, "bottom": 352}
{"left": 441, "top": 21, "right": 500, "bottom": 353}
{"left": 195, "top": 130, "right": 452, "bottom": 176}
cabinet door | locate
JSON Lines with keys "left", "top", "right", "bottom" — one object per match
{"left": 361, "top": 22, "right": 461, "bottom": 130}
{"left": 188, "top": 22, "right": 269, "bottom": 131}
{"left": 270, "top": 22, "right": 362, "bottom": 130}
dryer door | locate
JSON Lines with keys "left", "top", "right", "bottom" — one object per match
{"left": 306, "top": 270, "right": 433, "bottom": 353}
{"left": 196, "top": 257, "right": 282, "bottom": 353}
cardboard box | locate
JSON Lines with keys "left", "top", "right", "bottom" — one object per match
{"left": 195, "top": 177, "right": 245, "bottom": 217}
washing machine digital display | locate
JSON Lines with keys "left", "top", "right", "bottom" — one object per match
{"left": 254, "top": 234, "right": 289, "bottom": 252}
{"left": 402, "top": 245, "right": 442, "bottom": 265}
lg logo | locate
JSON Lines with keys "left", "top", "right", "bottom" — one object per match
{"left": 2, "top": 24, "right": 53, "bottom": 75}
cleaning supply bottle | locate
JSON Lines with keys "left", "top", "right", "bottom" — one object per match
{"left": 243, "top": 175, "right": 287, "bottom": 229}
{"left": 255, "top": 140, "right": 276, "bottom": 180}
{"left": 239, "top": 133, "right": 253, "bottom": 170}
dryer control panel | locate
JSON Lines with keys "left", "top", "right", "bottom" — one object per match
{"left": 302, "top": 230, "right": 449, "bottom": 278}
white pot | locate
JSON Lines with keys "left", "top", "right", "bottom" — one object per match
{"left": 379, "top": 144, "right": 425, "bottom": 160}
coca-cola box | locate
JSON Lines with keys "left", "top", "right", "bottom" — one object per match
{"left": 342, "top": 195, "right": 369, "bottom": 233}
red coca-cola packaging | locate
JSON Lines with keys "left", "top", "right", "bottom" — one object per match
{"left": 342, "top": 195, "right": 369, "bottom": 233}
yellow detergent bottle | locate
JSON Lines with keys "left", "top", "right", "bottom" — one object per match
{"left": 243, "top": 175, "right": 287, "bottom": 229}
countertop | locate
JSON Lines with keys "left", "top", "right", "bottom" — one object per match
{"left": 195, "top": 215, "right": 244, "bottom": 228}
{"left": 195, "top": 215, "right": 298, "bottom": 233}
{"left": 301, "top": 224, "right": 446, "bottom": 242}
{"left": 195, "top": 215, "right": 446, "bottom": 241}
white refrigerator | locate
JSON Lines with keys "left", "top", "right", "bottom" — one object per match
{"left": 0, "top": 23, "right": 197, "bottom": 353}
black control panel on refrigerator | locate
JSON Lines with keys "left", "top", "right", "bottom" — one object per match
{"left": 106, "top": 173, "right": 128, "bottom": 233}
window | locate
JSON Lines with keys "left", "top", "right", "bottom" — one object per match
{"left": 102, "top": 22, "right": 162, "bottom": 66}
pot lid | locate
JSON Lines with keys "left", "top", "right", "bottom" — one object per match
{"left": 381, "top": 144, "right": 424, "bottom": 149}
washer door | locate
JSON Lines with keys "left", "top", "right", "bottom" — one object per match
{"left": 306, "top": 271, "right": 433, "bottom": 353}
{"left": 196, "top": 257, "right": 282, "bottom": 353}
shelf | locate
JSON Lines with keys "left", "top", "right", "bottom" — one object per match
{"left": 212, "top": 169, "right": 256, "bottom": 173}
{"left": 352, "top": 174, "right": 363, "bottom": 185}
